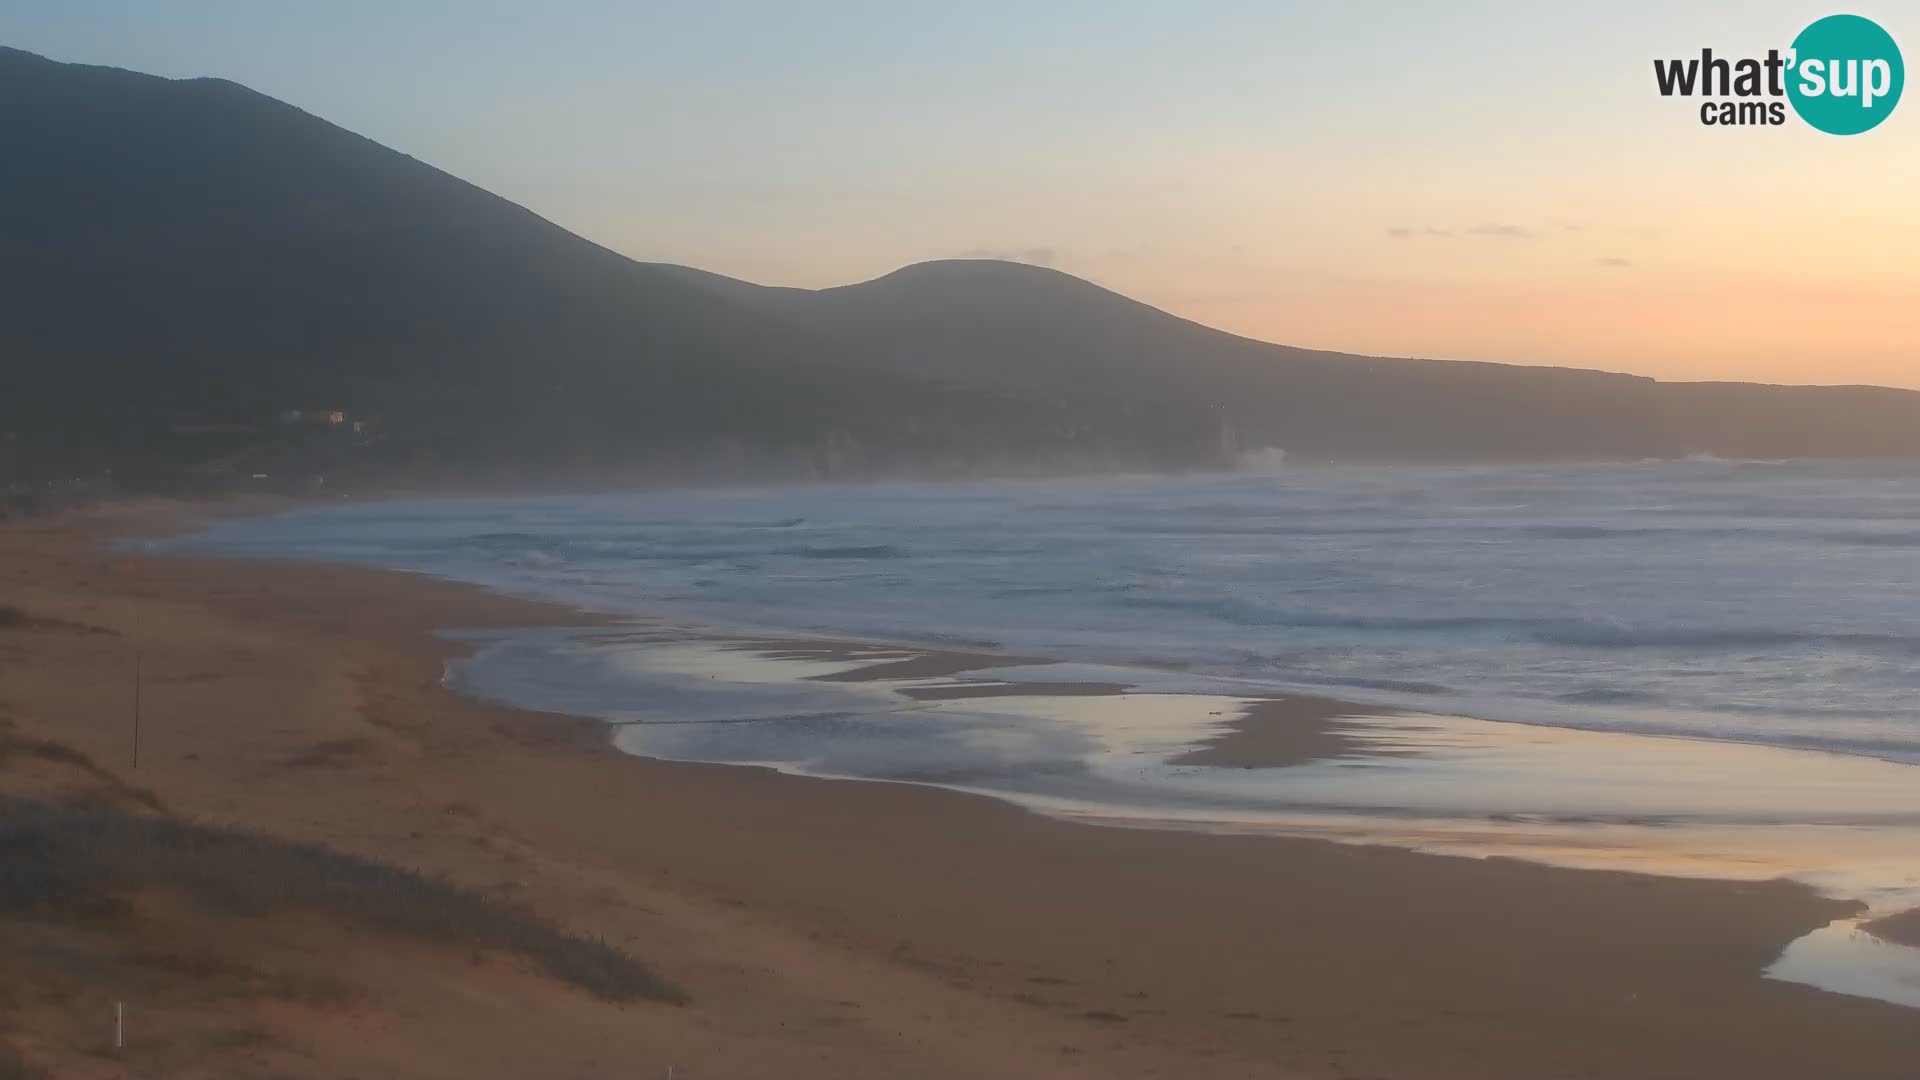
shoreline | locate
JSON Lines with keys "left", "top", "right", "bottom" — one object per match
{"left": 155, "top": 488, "right": 1920, "bottom": 773}
{"left": 450, "top": 624, "right": 1920, "bottom": 926}
{"left": 6, "top": 503, "right": 1920, "bottom": 1077}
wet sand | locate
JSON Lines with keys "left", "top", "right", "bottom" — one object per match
{"left": 1172, "top": 695, "right": 1386, "bottom": 768}
{"left": 1865, "top": 909, "right": 1920, "bottom": 948}
{"left": 5, "top": 500, "right": 1920, "bottom": 1077}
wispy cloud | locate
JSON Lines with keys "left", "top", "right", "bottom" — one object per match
{"left": 1561, "top": 220, "right": 1667, "bottom": 241}
{"left": 1465, "top": 223, "right": 1533, "bottom": 239}
{"left": 1386, "top": 226, "right": 1455, "bottom": 239}
{"left": 959, "top": 246, "right": 1057, "bottom": 267}
{"left": 1595, "top": 255, "right": 1633, "bottom": 268}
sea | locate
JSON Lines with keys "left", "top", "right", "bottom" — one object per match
{"left": 164, "top": 458, "right": 1920, "bottom": 1006}
{"left": 177, "top": 458, "right": 1920, "bottom": 761}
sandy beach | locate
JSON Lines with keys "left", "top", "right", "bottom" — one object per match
{"left": 5, "top": 501, "right": 1920, "bottom": 1079}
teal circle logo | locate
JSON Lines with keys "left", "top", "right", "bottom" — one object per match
{"left": 1787, "top": 14, "right": 1904, "bottom": 134}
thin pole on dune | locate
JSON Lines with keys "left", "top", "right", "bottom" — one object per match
{"left": 120, "top": 555, "right": 144, "bottom": 769}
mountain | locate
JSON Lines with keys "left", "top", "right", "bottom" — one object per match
{"left": 666, "top": 259, "right": 1920, "bottom": 462}
{"left": 0, "top": 47, "right": 1105, "bottom": 489}
{"left": 4, "top": 45, "right": 1920, "bottom": 495}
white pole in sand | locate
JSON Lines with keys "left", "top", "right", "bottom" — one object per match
{"left": 115, "top": 1000, "right": 124, "bottom": 1053}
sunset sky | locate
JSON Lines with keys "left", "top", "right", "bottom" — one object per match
{"left": 6, "top": 1, "right": 1916, "bottom": 387}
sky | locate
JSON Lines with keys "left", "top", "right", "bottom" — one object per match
{"left": 3, "top": 1, "right": 1917, "bottom": 387}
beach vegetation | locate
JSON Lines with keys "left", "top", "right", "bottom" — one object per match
{"left": 0, "top": 798, "right": 682, "bottom": 1004}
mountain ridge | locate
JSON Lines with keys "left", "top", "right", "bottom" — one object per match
{"left": 678, "top": 258, "right": 1920, "bottom": 394}
{"left": 4, "top": 44, "right": 1919, "bottom": 496}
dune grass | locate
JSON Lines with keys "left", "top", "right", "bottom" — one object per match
{"left": 0, "top": 798, "right": 681, "bottom": 1004}
{"left": 0, "top": 1043, "right": 46, "bottom": 1080}
{"left": 0, "top": 603, "right": 114, "bottom": 635}
{"left": 0, "top": 723, "right": 164, "bottom": 812}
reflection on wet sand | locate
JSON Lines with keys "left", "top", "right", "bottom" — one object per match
{"left": 449, "top": 627, "right": 1920, "bottom": 1010}
{"left": 1768, "top": 919, "right": 1920, "bottom": 1009}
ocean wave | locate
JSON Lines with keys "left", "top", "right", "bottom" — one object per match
{"left": 1233, "top": 447, "right": 1289, "bottom": 474}
{"left": 1536, "top": 625, "right": 1920, "bottom": 655}
{"left": 1519, "top": 524, "right": 1920, "bottom": 548}
{"left": 1125, "top": 596, "right": 1920, "bottom": 656}
{"left": 507, "top": 549, "right": 568, "bottom": 568}
{"left": 1676, "top": 453, "right": 1794, "bottom": 466}
{"left": 163, "top": 462, "right": 1920, "bottom": 762}
{"left": 1292, "top": 674, "right": 1458, "bottom": 696}
{"left": 783, "top": 544, "right": 903, "bottom": 560}
{"left": 1515, "top": 524, "right": 1719, "bottom": 540}
{"left": 1555, "top": 687, "right": 1662, "bottom": 706}
{"left": 1817, "top": 530, "right": 1920, "bottom": 549}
